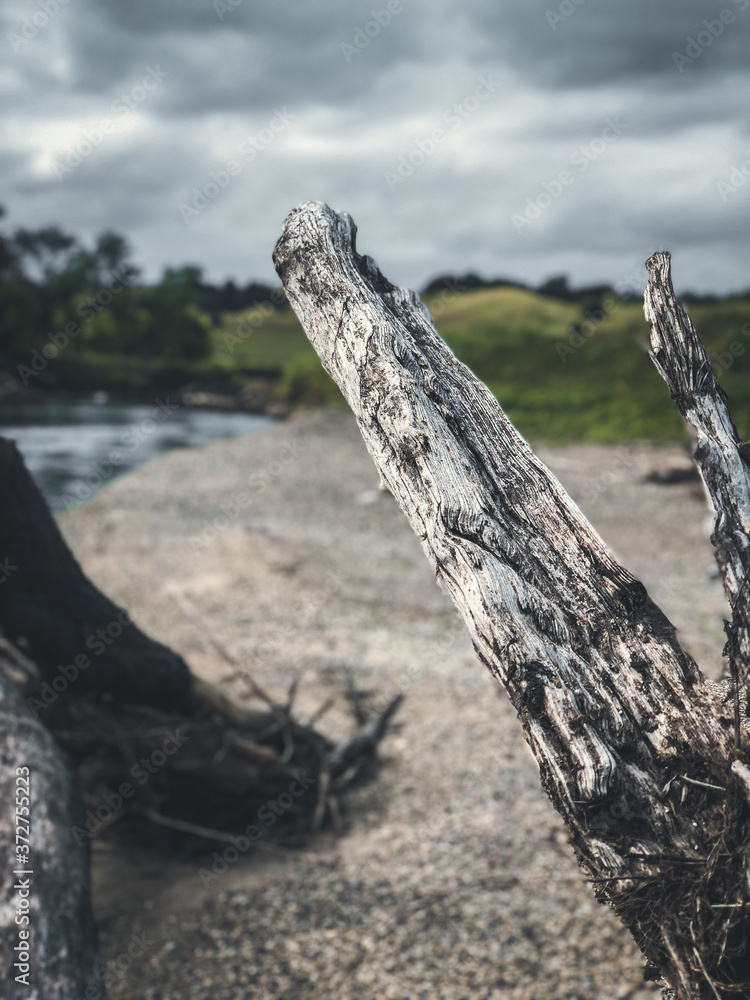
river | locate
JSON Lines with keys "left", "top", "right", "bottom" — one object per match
{"left": 0, "top": 395, "right": 275, "bottom": 512}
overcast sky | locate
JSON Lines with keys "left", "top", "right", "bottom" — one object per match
{"left": 2, "top": 0, "right": 750, "bottom": 295}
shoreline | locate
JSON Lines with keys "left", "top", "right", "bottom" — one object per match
{"left": 0, "top": 370, "right": 291, "bottom": 418}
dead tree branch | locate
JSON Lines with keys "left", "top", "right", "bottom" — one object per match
{"left": 645, "top": 252, "right": 750, "bottom": 738}
{"left": 274, "top": 202, "right": 750, "bottom": 999}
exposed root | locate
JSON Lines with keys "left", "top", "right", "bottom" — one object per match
{"left": 31, "top": 670, "right": 402, "bottom": 858}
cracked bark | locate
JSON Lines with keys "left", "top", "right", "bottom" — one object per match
{"left": 645, "top": 252, "right": 750, "bottom": 749}
{"left": 274, "top": 202, "right": 750, "bottom": 999}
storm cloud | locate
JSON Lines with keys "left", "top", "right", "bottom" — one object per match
{"left": 2, "top": 0, "right": 749, "bottom": 294}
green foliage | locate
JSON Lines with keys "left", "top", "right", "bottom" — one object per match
{"left": 0, "top": 283, "right": 39, "bottom": 359}
{"left": 0, "top": 214, "right": 214, "bottom": 369}
{"left": 217, "top": 282, "right": 750, "bottom": 443}
{"left": 431, "top": 287, "right": 750, "bottom": 441}
{"left": 79, "top": 287, "right": 212, "bottom": 361}
{"left": 212, "top": 303, "right": 315, "bottom": 369}
{"left": 49, "top": 350, "right": 239, "bottom": 393}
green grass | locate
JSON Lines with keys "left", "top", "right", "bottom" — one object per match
{"left": 212, "top": 307, "right": 318, "bottom": 371}
{"left": 212, "top": 306, "right": 345, "bottom": 406}
{"left": 211, "top": 285, "right": 750, "bottom": 443}
{"left": 430, "top": 290, "right": 686, "bottom": 442}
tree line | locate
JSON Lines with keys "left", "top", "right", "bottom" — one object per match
{"left": 0, "top": 208, "right": 286, "bottom": 378}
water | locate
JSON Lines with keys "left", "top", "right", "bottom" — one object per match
{"left": 0, "top": 395, "right": 275, "bottom": 512}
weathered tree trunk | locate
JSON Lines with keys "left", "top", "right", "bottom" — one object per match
{"left": 0, "top": 640, "right": 103, "bottom": 1000}
{"left": 274, "top": 202, "right": 750, "bottom": 999}
{"left": 0, "top": 437, "right": 193, "bottom": 712}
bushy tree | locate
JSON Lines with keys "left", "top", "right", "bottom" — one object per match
{"left": 0, "top": 211, "right": 211, "bottom": 366}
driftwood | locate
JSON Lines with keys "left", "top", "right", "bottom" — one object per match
{"left": 644, "top": 252, "right": 750, "bottom": 735}
{"left": 274, "top": 202, "right": 750, "bottom": 999}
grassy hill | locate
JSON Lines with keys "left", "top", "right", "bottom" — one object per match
{"left": 214, "top": 284, "right": 750, "bottom": 444}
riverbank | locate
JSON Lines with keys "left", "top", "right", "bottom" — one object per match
{"left": 57, "top": 409, "right": 727, "bottom": 999}
{"left": 0, "top": 367, "right": 291, "bottom": 417}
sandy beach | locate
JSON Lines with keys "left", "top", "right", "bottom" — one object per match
{"left": 57, "top": 409, "right": 729, "bottom": 1000}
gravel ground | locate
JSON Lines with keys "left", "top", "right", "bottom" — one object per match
{"left": 58, "top": 409, "right": 730, "bottom": 1000}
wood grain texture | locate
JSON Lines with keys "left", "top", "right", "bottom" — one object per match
{"left": 645, "top": 252, "right": 750, "bottom": 726}
{"left": 275, "top": 202, "right": 750, "bottom": 999}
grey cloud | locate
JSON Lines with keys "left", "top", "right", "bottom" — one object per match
{"left": 1, "top": 0, "right": 749, "bottom": 297}
{"left": 51, "top": 0, "right": 438, "bottom": 113}
{"left": 470, "top": 0, "right": 750, "bottom": 88}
